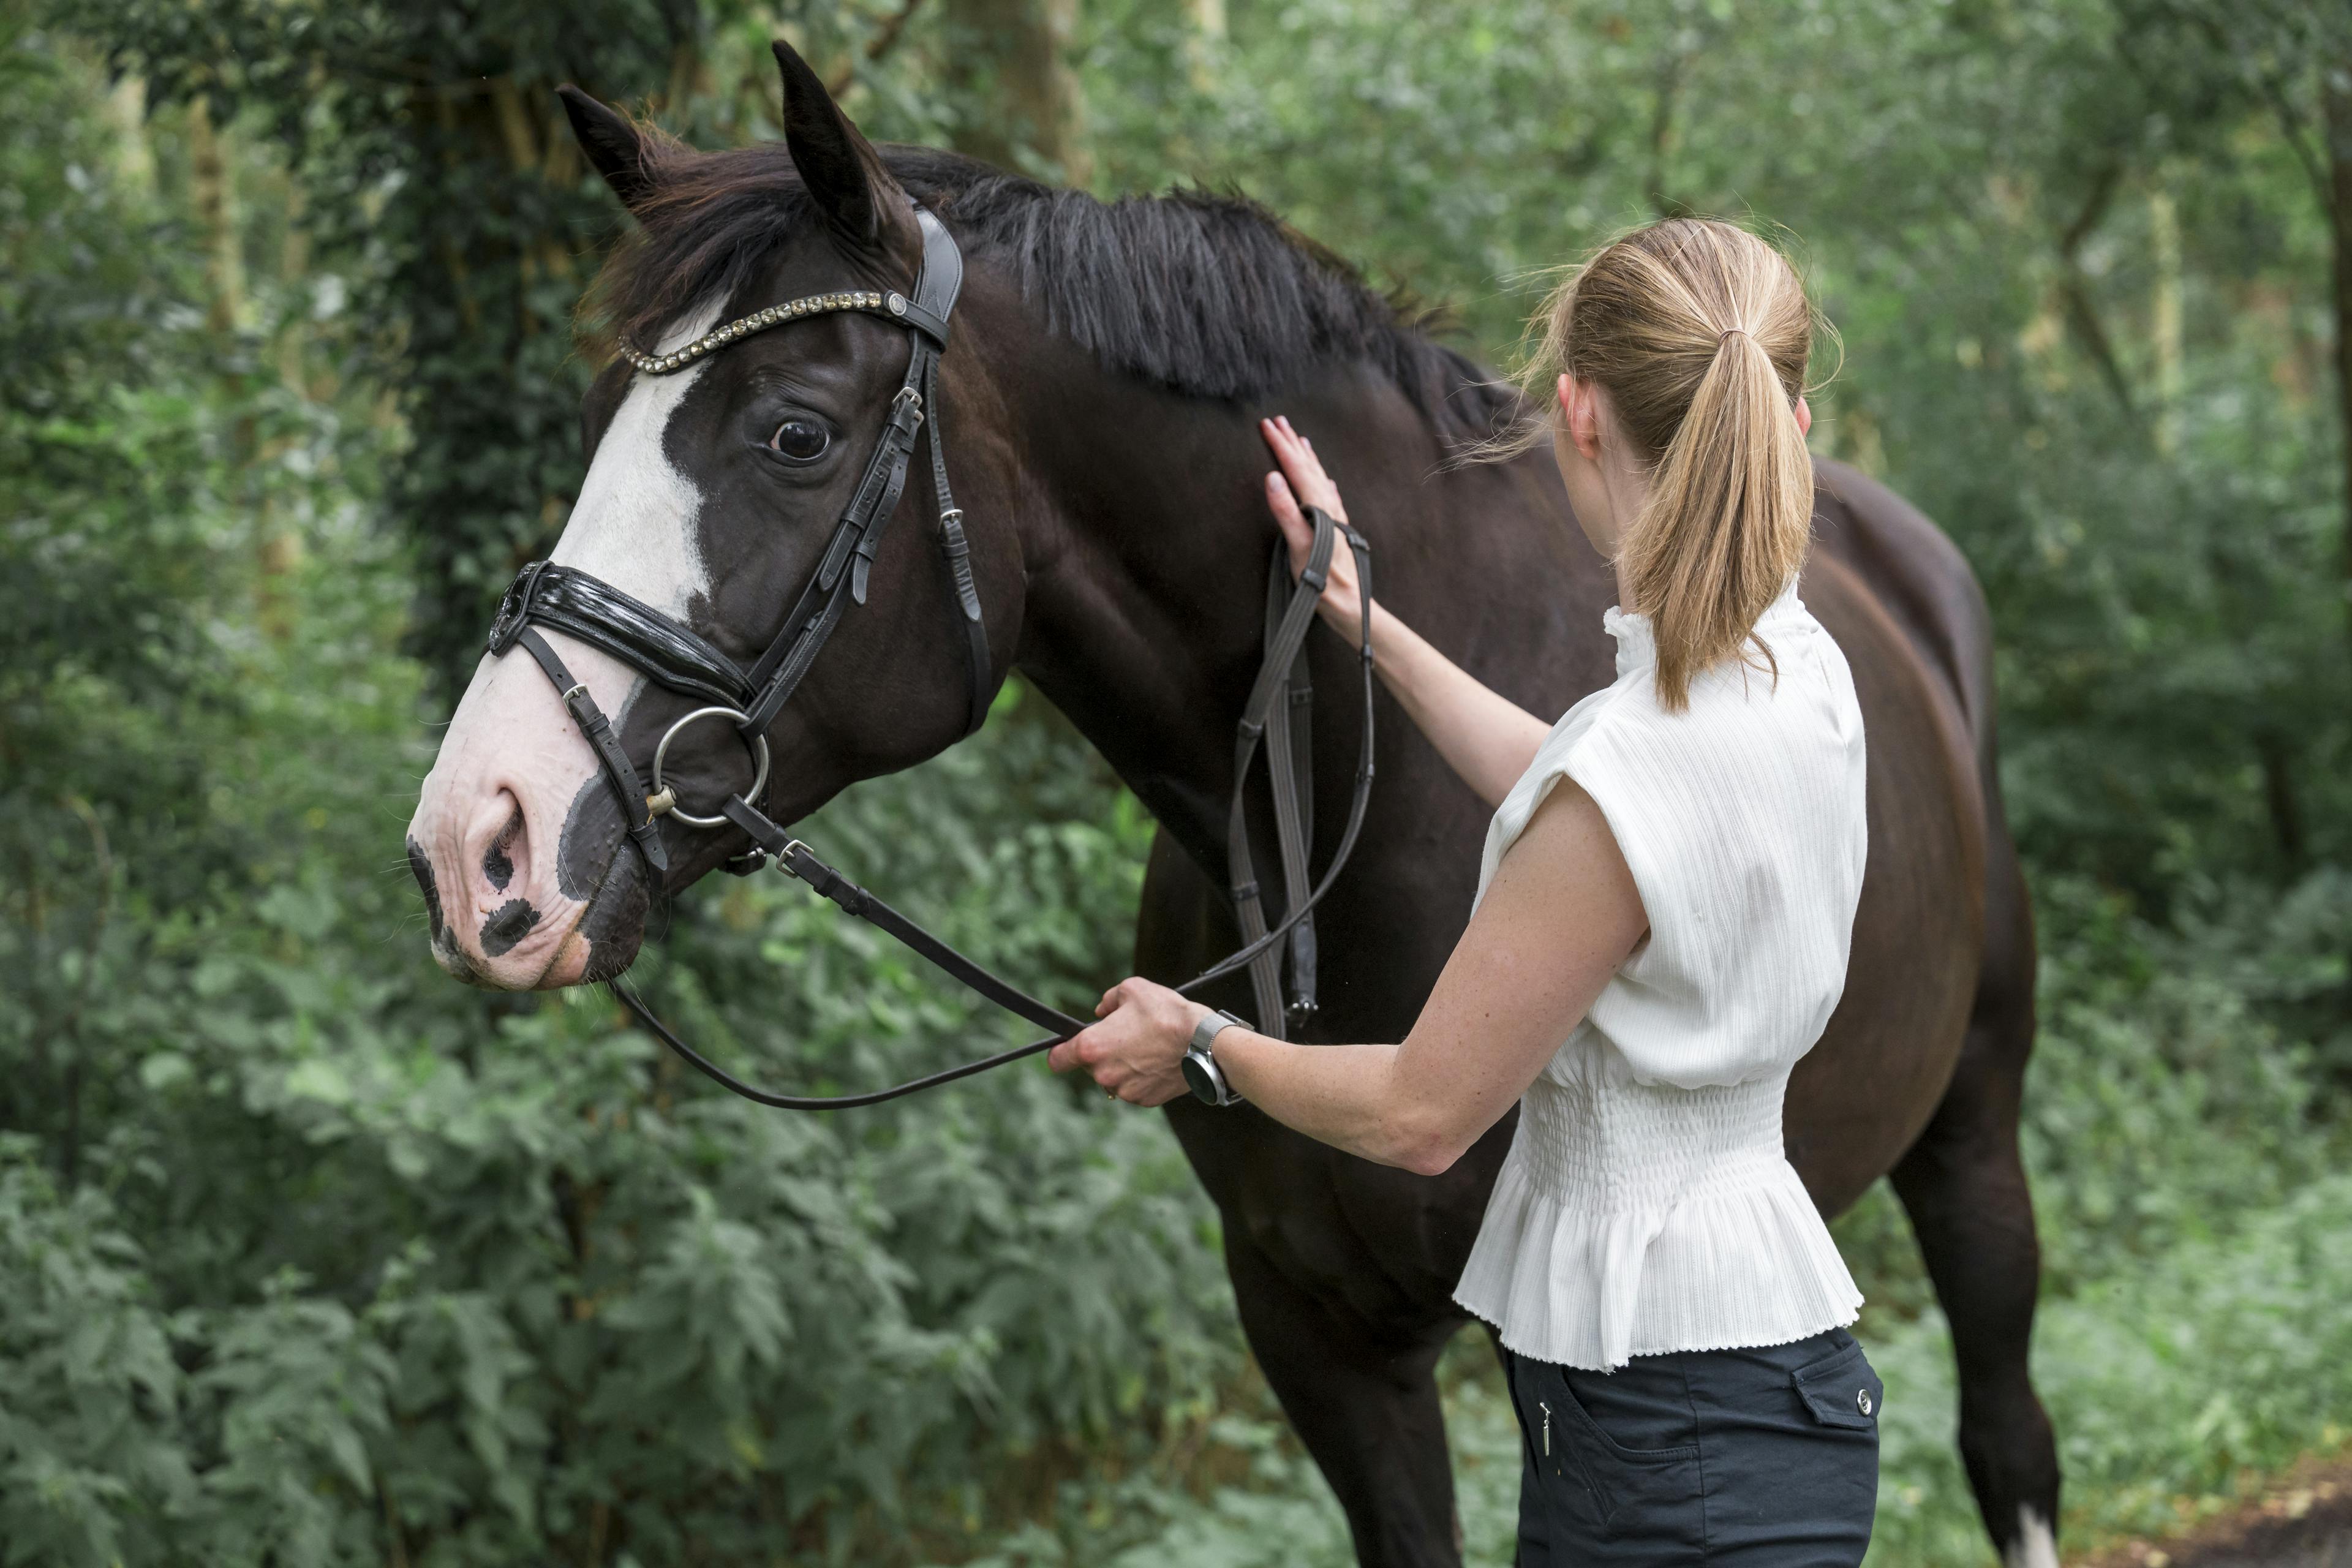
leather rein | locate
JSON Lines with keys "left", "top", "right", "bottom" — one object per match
{"left": 481, "top": 206, "right": 1375, "bottom": 1109}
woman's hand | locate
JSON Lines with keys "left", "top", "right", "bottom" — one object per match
{"left": 1047, "top": 978, "right": 1209, "bottom": 1106}
{"left": 1264, "top": 413, "right": 1550, "bottom": 809}
{"left": 1261, "top": 415, "right": 1368, "bottom": 641}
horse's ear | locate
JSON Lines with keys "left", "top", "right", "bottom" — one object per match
{"left": 772, "top": 40, "right": 921, "bottom": 265}
{"left": 557, "top": 85, "right": 657, "bottom": 213}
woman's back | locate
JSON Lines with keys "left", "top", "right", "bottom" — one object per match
{"left": 1457, "top": 578, "right": 1868, "bottom": 1370}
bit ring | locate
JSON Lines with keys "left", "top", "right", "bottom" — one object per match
{"left": 650, "top": 706, "right": 772, "bottom": 829}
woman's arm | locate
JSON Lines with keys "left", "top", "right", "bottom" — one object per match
{"left": 1261, "top": 418, "right": 1550, "bottom": 810}
{"left": 1048, "top": 775, "right": 1648, "bottom": 1173}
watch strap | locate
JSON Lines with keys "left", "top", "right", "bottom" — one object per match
{"left": 1186, "top": 1009, "right": 1248, "bottom": 1107}
{"left": 1191, "top": 1008, "right": 1244, "bottom": 1055}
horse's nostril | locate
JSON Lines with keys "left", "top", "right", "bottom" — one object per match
{"left": 483, "top": 805, "right": 522, "bottom": 892}
{"left": 479, "top": 898, "right": 542, "bottom": 957}
{"left": 462, "top": 790, "right": 533, "bottom": 916}
{"left": 407, "top": 837, "right": 445, "bottom": 940}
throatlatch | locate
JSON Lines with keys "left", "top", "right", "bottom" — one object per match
{"left": 481, "top": 203, "right": 1375, "bottom": 1108}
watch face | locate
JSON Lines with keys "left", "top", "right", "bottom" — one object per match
{"left": 1180, "top": 1052, "right": 1219, "bottom": 1106}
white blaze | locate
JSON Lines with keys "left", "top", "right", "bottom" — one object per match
{"left": 555, "top": 299, "right": 725, "bottom": 622}
{"left": 519, "top": 297, "right": 726, "bottom": 736}
{"left": 405, "top": 298, "right": 734, "bottom": 987}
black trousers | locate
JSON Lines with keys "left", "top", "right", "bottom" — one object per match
{"left": 1501, "top": 1327, "right": 1882, "bottom": 1566}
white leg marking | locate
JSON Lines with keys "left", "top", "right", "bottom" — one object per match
{"left": 2006, "top": 1504, "right": 2059, "bottom": 1568}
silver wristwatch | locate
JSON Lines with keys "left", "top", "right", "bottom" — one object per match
{"left": 1183, "top": 1009, "right": 1248, "bottom": 1107}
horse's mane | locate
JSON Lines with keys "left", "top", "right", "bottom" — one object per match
{"left": 590, "top": 140, "right": 1522, "bottom": 441}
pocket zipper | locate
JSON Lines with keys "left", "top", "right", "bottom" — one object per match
{"left": 1539, "top": 1400, "right": 1552, "bottom": 1457}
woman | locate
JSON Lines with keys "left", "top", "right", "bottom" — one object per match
{"left": 1050, "top": 216, "right": 1880, "bottom": 1564}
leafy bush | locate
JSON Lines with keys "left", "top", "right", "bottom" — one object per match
{"left": 1868, "top": 1174, "right": 2352, "bottom": 1565}
{"left": 2, "top": 37, "right": 1245, "bottom": 1562}
{"left": 7, "top": 5, "right": 2352, "bottom": 1566}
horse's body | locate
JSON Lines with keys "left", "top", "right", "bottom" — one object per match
{"left": 405, "top": 51, "right": 2057, "bottom": 1567}
{"left": 1028, "top": 319, "right": 2049, "bottom": 1568}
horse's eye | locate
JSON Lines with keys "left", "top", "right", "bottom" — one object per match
{"left": 768, "top": 418, "right": 830, "bottom": 463}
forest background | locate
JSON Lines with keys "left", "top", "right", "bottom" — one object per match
{"left": 5, "top": 1, "right": 2350, "bottom": 1564}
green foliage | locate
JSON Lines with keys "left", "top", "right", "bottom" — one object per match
{"left": 77, "top": 0, "right": 710, "bottom": 695}
{"left": 6, "top": 1, "right": 2351, "bottom": 1565}
{"left": 1866, "top": 1171, "right": 2352, "bottom": 1564}
{"left": 2, "top": 35, "right": 1243, "bottom": 1564}
{"left": 1087, "top": 0, "right": 2352, "bottom": 898}
{"left": 0, "top": 380, "right": 1242, "bottom": 1560}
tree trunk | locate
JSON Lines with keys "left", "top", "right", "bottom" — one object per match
{"left": 2326, "top": 60, "right": 2352, "bottom": 685}
{"left": 2324, "top": 55, "right": 2352, "bottom": 1020}
{"left": 944, "top": 0, "right": 1091, "bottom": 186}
{"left": 1186, "top": 0, "right": 1226, "bottom": 90}
{"left": 2149, "top": 179, "right": 2185, "bottom": 453}
{"left": 105, "top": 75, "right": 154, "bottom": 197}
{"left": 187, "top": 97, "right": 243, "bottom": 334}
{"left": 1645, "top": 51, "right": 1683, "bottom": 219}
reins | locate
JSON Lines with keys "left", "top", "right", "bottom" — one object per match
{"left": 483, "top": 206, "right": 1375, "bottom": 1110}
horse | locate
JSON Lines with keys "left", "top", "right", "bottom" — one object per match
{"left": 404, "top": 43, "right": 2058, "bottom": 1568}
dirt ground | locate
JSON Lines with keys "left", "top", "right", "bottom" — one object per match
{"left": 2081, "top": 1458, "right": 2352, "bottom": 1568}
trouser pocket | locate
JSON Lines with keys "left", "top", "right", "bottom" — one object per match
{"left": 1681, "top": 1329, "right": 1880, "bottom": 1566}
{"left": 1791, "top": 1332, "right": 1884, "bottom": 1433}
{"left": 1510, "top": 1349, "right": 1705, "bottom": 1560}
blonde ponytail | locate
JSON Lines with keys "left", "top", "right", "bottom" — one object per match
{"left": 1502, "top": 219, "right": 1819, "bottom": 710}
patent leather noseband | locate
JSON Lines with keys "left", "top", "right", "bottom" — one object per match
{"left": 481, "top": 206, "right": 1374, "bottom": 1109}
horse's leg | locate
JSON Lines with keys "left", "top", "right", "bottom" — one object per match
{"left": 1136, "top": 829, "right": 1465, "bottom": 1568}
{"left": 1888, "top": 825, "right": 2060, "bottom": 1568}
{"left": 1223, "top": 1225, "right": 1465, "bottom": 1568}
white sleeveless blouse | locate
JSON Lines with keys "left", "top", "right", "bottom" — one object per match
{"left": 1451, "top": 579, "right": 1868, "bottom": 1370}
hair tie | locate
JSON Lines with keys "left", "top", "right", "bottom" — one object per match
{"left": 1717, "top": 326, "right": 1748, "bottom": 347}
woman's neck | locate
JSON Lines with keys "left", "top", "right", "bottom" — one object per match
{"left": 1599, "top": 447, "right": 1650, "bottom": 611}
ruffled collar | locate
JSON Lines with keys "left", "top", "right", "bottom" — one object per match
{"left": 1600, "top": 604, "right": 1656, "bottom": 678}
{"left": 1603, "top": 575, "right": 1806, "bottom": 681}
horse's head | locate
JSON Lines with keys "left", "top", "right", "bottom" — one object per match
{"left": 406, "top": 45, "right": 1012, "bottom": 989}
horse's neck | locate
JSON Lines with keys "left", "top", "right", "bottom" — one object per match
{"left": 1001, "top": 368, "right": 1281, "bottom": 867}
{"left": 960, "top": 273, "right": 1602, "bottom": 873}
{"left": 977, "top": 349, "right": 1408, "bottom": 869}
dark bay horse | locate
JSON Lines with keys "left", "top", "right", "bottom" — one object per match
{"left": 404, "top": 44, "right": 2057, "bottom": 1568}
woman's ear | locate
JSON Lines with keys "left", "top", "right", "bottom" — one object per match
{"left": 1556, "top": 374, "right": 1604, "bottom": 463}
{"left": 1794, "top": 396, "right": 1813, "bottom": 439}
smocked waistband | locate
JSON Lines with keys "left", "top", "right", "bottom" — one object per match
{"left": 1513, "top": 1070, "right": 1793, "bottom": 1211}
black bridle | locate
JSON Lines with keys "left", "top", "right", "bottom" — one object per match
{"left": 483, "top": 206, "right": 1374, "bottom": 1109}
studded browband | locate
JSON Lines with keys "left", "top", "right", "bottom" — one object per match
{"left": 620, "top": 287, "right": 952, "bottom": 375}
